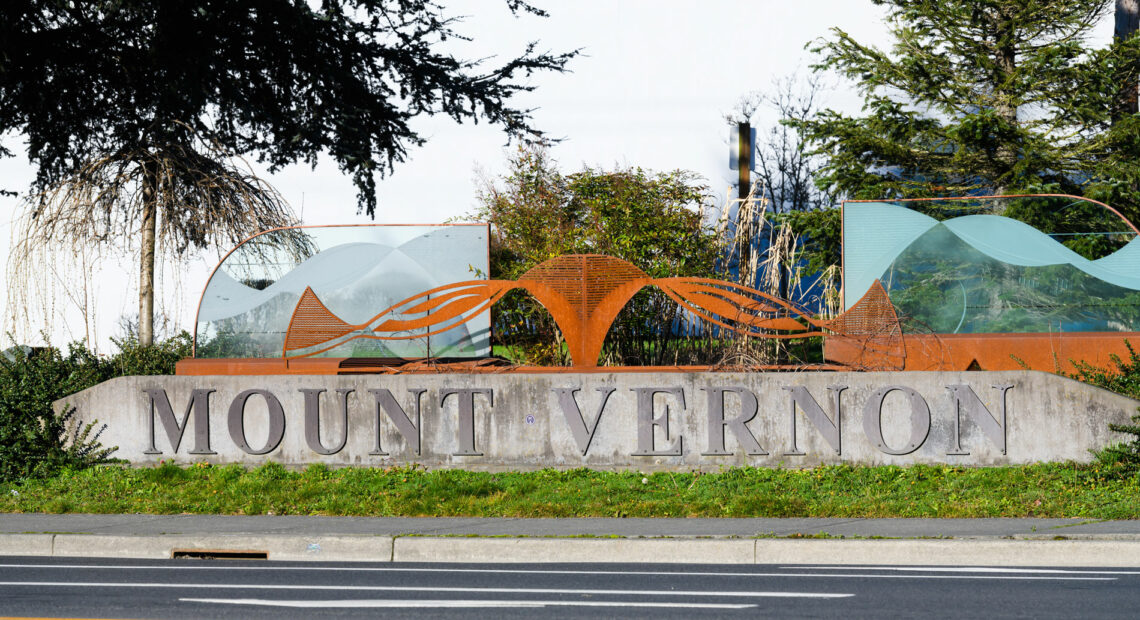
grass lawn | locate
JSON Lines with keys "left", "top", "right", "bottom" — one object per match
{"left": 1, "top": 461, "right": 1137, "bottom": 519}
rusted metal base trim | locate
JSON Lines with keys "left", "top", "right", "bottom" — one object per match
{"left": 824, "top": 331, "right": 1140, "bottom": 372}
{"left": 174, "top": 357, "right": 848, "bottom": 376}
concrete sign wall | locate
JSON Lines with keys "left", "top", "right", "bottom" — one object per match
{"left": 59, "top": 371, "right": 1140, "bottom": 469}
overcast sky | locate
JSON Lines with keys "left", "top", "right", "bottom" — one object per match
{"left": 0, "top": 1, "right": 1119, "bottom": 349}
{"left": 285, "top": 0, "right": 893, "bottom": 225}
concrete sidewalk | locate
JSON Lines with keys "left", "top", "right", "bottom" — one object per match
{"left": 2, "top": 514, "right": 1140, "bottom": 566}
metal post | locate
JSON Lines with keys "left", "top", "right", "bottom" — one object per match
{"left": 737, "top": 121, "right": 751, "bottom": 201}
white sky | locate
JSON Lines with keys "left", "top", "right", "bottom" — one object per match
{"left": 0, "top": 1, "right": 1119, "bottom": 350}
{"left": 272, "top": 0, "right": 892, "bottom": 225}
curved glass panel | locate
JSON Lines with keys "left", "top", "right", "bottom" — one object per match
{"left": 195, "top": 224, "right": 490, "bottom": 358}
{"left": 843, "top": 196, "right": 1140, "bottom": 333}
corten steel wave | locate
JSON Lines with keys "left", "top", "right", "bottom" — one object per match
{"left": 281, "top": 254, "right": 850, "bottom": 368}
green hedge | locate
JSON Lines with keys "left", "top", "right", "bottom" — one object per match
{"left": 0, "top": 333, "right": 191, "bottom": 481}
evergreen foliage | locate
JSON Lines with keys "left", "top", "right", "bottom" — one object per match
{"left": 777, "top": 208, "right": 842, "bottom": 277}
{"left": 797, "top": 0, "right": 1140, "bottom": 224}
{"left": 0, "top": 0, "right": 575, "bottom": 216}
{"left": 1098, "top": 410, "right": 1140, "bottom": 473}
{"left": 0, "top": 334, "right": 191, "bottom": 482}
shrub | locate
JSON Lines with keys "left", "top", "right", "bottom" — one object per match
{"left": 0, "top": 343, "right": 113, "bottom": 481}
{"left": 1069, "top": 340, "right": 1140, "bottom": 401}
{"left": 1069, "top": 341, "right": 1140, "bottom": 474}
{"left": 0, "top": 333, "right": 191, "bottom": 482}
{"left": 108, "top": 332, "right": 193, "bottom": 376}
{"left": 1095, "top": 410, "right": 1140, "bottom": 474}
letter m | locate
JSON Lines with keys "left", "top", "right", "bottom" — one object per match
{"left": 143, "top": 389, "right": 216, "bottom": 455}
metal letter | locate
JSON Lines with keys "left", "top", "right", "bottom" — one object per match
{"left": 553, "top": 387, "right": 615, "bottom": 456}
{"left": 143, "top": 388, "right": 216, "bottom": 455}
{"left": 946, "top": 384, "right": 1014, "bottom": 455}
{"left": 301, "top": 388, "right": 352, "bottom": 456}
{"left": 862, "top": 385, "right": 930, "bottom": 456}
{"left": 369, "top": 388, "right": 426, "bottom": 456}
{"left": 227, "top": 389, "right": 286, "bottom": 455}
{"left": 784, "top": 385, "right": 847, "bottom": 456}
{"left": 702, "top": 387, "right": 766, "bottom": 456}
{"left": 631, "top": 387, "right": 685, "bottom": 456}
{"left": 440, "top": 388, "right": 492, "bottom": 456}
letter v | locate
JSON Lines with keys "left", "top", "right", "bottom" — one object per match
{"left": 553, "top": 387, "right": 615, "bottom": 455}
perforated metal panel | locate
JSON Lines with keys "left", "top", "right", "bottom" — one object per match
{"left": 279, "top": 254, "right": 835, "bottom": 368}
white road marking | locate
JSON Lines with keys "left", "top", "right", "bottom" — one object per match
{"left": 0, "top": 563, "right": 1125, "bottom": 580}
{"left": 0, "top": 581, "right": 854, "bottom": 598}
{"left": 181, "top": 597, "right": 760, "bottom": 609}
{"left": 788, "top": 566, "right": 1140, "bottom": 575}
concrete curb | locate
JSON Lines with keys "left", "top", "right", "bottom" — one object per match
{"left": 392, "top": 537, "right": 756, "bottom": 564}
{"left": 1, "top": 534, "right": 394, "bottom": 562}
{"left": 753, "top": 539, "right": 1140, "bottom": 567}
{"left": 0, "top": 534, "right": 52, "bottom": 557}
{"left": 3, "top": 533, "right": 1140, "bottom": 566}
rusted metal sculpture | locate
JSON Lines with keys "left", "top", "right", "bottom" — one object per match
{"left": 282, "top": 254, "right": 845, "bottom": 368}
{"left": 821, "top": 281, "right": 905, "bottom": 371}
{"left": 180, "top": 192, "right": 1140, "bottom": 377}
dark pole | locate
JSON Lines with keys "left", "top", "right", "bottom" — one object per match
{"left": 1116, "top": 0, "right": 1140, "bottom": 121}
{"left": 737, "top": 121, "right": 751, "bottom": 201}
{"left": 736, "top": 121, "right": 753, "bottom": 290}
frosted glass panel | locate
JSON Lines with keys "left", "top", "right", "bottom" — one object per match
{"left": 195, "top": 224, "right": 490, "bottom": 358}
{"left": 843, "top": 196, "right": 1139, "bottom": 333}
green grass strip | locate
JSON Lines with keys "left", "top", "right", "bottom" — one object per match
{"left": 1, "top": 462, "right": 1138, "bottom": 519}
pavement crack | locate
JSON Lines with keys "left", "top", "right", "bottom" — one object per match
{"left": 766, "top": 519, "right": 866, "bottom": 537}
{"left": 1050, "top": 519, "right": 1108, "bottom": 530}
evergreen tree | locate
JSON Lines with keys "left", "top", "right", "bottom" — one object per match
{"left": 797, "top": 0, "right": 1140, "bottom": 224}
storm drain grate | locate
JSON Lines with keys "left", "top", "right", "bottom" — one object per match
{"left": 171, "top": 549, "right": 269, "bottom": 560}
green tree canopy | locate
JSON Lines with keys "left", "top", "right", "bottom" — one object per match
{"left": 797, "top": 0, "right": 1140, "bottom": 224}
{"left": 470, "top": 146, "right": 722, "bottom": 365}
{"left": 478, "top": 147, "right": 717, "bottom": 280}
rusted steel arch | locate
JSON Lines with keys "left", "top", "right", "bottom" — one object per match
{"left": 283, "top": 253, "right": 854, "bottom": 367}
{"left": 516, "top": 255, "right": 654, "bottom": 367}
{"left": 513, "top": 255, "right": 830, "bottom": 365}
{"left": 284, "top": 255, "right": 655, "bottom": 365}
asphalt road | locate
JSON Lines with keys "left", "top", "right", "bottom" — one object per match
{"left": 1, "top": 557, "right": 1139, "bottom": 619}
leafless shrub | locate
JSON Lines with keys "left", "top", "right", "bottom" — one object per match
{"left": 7, "top": 121, "right": 301, "bottom": 347}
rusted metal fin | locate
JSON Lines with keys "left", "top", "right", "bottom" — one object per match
{"left": 283, "top": 287, "right": 356, "bottom": 353}
{"left": 653, "top": 277, "right": 822, "bottom": 338}
{"left": 827, "top": 280, "right": 900, "bottom": 337}
{"left": 823, "top": 280, "right": 906, "bottom": 370}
